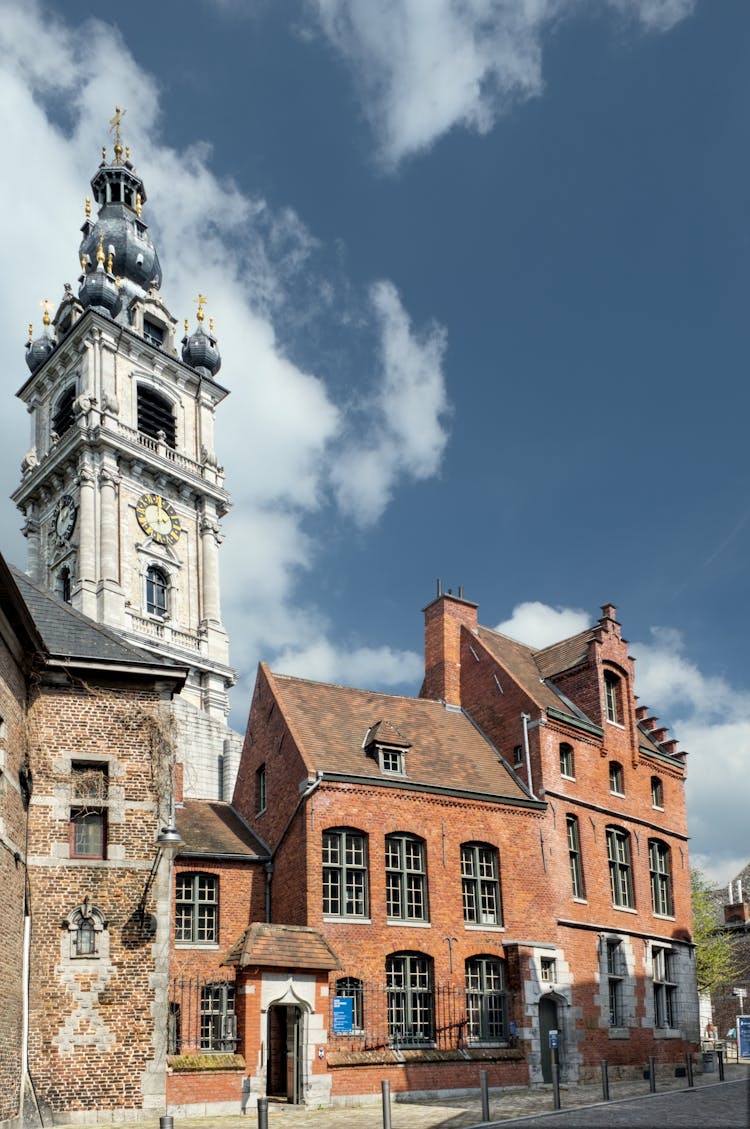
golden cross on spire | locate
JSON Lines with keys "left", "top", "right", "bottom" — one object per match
{"left": 194, "top": 294, "right": 208, "bottom": 323}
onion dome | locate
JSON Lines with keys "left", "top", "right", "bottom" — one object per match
{"left": 78, "top": 233, "right": 121, "bottom": 317}
{"left": 181, "top": 296, "right": 221, "bottom": 378}
{"left": 25, "top": 303, "right": 56, "bottom": 373}
{"left": 78, "top": 107, "right": 162, "bottom": 295}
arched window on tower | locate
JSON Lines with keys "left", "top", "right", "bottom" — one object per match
{"left": 137, "top": 385, "right": 175, "bottom": 447}
{"left": 146, "top": 564, "right": 169, "bottom": 617}
{"left": 52, "top": 385, "right": 76, "bottom": 438}
{"left": 57, "top": 566, "right": 72, "bottom": 603}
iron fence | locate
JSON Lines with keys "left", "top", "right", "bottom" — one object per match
{"left": 168, "top": 974, "right": 238, "bottom": 1055}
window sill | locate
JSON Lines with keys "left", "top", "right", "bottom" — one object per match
{"left": 608, "top": 1028, "right": 630, "bottom": 1040}
{"left": 611, "top": 905, "right": 638, "bottom": 914}
{"left": 560, "top": 774, "right": 576, "bottom": 782}
{"left": 652, "top": 805, "right": 664, "bottom": 812}
{"left": 654, "top": 1028, "right": 683, "bottom": 1039}
{"left": 324, "top": 916, "right": 372, "bottom": 925}
{"left": 386, "top": 919, "right": 431, "bottom": 928}
{"left": 175, "top": 942, "right": 220, "bottom": 950}
{"left": 653, "top": 913, "right": 676, "bottom": 921}
{"left": 610, "top": 790, "right": 625, "bottom": 798}
{"left": 606, "top": 721, "right": 626, "bottom": 730}
{"left": 464, "top": 923, "right": 505, "bottom": 932}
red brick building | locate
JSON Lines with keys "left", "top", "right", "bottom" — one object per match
{"left": 167, "top": 591, "right": 698, "bottom": 1111}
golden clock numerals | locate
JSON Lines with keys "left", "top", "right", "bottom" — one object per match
{"left": 135, "top": 493, "right": 181, "bottom": 545}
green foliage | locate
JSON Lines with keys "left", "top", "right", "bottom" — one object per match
{"left": 691, "top": 868, "right": 738, "bottom": 995}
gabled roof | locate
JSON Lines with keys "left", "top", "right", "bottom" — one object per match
{"left": 224, "top": 922, "right": 341, "bottom": 970}
{"left": 534, "top": 628, "right": 596, "bottom": 679}
{"left": 176, "top": 800, "right": 268, "bottom": 860}
{"left": 265, "top": 667, "right": 535, "bottom": 805}
{"left": 475, "top": 625, "right": 573, "bottom": 714}
{"left": 10, "top": 566, "right": 186, "bottom": 678}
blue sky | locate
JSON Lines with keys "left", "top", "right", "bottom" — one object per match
{"left": 0, "top": 0, "right": 748, "bottom": 886}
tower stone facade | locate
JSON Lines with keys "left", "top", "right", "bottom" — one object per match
{"left": 13, "top": 118, "right": 241, "bottom": 798}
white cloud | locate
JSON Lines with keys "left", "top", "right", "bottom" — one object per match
{"left": 494, "top": 600, "right": 590, "bottom": 648}
{"left": 270, "top": 640, "right": 423, "bottom": 688}
{"left": 0, "top": 1, "right": 449, "bottom": 715}
{"left": 331, "top": 280, "right": 450, "bottom": 526}
{"left": 305, "top": 0, "right": 697, "bottom": 166}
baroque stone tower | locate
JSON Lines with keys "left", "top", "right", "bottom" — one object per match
{"left": 13, "top": 112, "right": 242, "bottom": 798}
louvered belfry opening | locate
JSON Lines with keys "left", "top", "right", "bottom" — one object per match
{"left": 137, "top": 385, "right": 175, "bottom": 447}
{"left": 52, "top": 385, "right": 76, "bottom": 437}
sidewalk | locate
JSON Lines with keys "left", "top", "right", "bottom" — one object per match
{"left": 140, "top": 1062, "right": 750, "bottom": 1129}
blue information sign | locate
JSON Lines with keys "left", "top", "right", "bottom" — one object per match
{"left": 738, "top": 1015, "right": 750, "bottom": 1059}
{"left": 333, "top": 996, "right": 354, "bottom": 1033}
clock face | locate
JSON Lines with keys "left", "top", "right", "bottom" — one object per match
{"left": 53, "top": 494, "right": 77, "bottom": 540}
{"left": 135, "top": 493, "right": 181, "bottom": 545}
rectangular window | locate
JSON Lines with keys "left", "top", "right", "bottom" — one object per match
{"left": 653, "top": 946, "right": 677, "bottom": 1028}
{"left": 540, "top": 957, "right": 556, "bottom": 982}
{"left": 200, "top": 982, "right": 237, "bottom": 1051}
{"left": 649, "top": 840, "right": 674, "bottom": 917}
{"left": 323, "top": 829, "right": 369, "bottom": 917}
{"left": 606, "top": 827, "right": 634, "bottom": 909}
{"left": 651, "top": 776, "right": 664, "bottom": 809}
{"left": 466, "top": 956, "right": 507, "bottom": 1042}
{"left": 379, "top": 747, "right": 405, "bottom": 775}
{"left": 386, "top": 834, "right": 427, "bottom": 921}
{"left": 143, "top": 318, "right": 165, "bottom": 348}
{"left": 604, "top": 674, "right": 620, "bottom": 724}
{"left": 69, "top": 762, "right": 108, "bottom": 859}
{"left": 609, "top": 761, "right": 624, "bottom": 795}
{"left": 607, "top": 940, "right": 625, "bottom": 1026}
{"left": 386, "top": 953, "right": 434, "bottom": 1045}
{"left": 566, "top": 815, "right": 585, "bottom": 899}
{"left": 175, "top": 873, "right": 218, "bottom": 943}
{"left": 461, "top": 843, "right": 502, "bottom": 925}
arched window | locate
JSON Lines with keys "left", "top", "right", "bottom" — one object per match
{"left": 335, "top": 976, "right": 364, "bottom": 1031}
{"left": 609, "top": 760, "right": 624, "bottom": 795}
{"left": 175, "top": 872, "right": 218, "bottom": 943}
{"left": 52, "top": 385, "right": 76, "bottom": 437}
{"left": 137, "top": 384, "right": 175, "bottom": 447}
{"left": 146, "top": 564, "right": 168, "bottom": 617}
{"left": 559, "top": 742, "right": 575, "bottom": 778}
{"left": 461, "top": 842, "right": 502, "bottom": 925}
{"left": 649, "top": 839, "right": 674, "bottom": 916}
{"left": 386, "top": 952, "right": 433, "bottom": 1045}
{"left": 323, "top": 828, "right": 369, "bottom": 918}
{"left": 64, "top": 901, "right": 106, "bottom": 958}
{"left": 651, "top": 776, "right": 664, "bottom": 808}
{"left": 606, "top": 826, "right": 634, "bottom": 909}
{"left": 604, "top": 672, "right": 621, "bottom": 724}
{"left": 385, "top": 833, "right": 428, "bottom": 922}
{"left": 465, "top": 955, "right": 508, "bottom": 1043}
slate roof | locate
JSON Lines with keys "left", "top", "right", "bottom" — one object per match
{"left": 10, "top": 565, "right": 184, "bottom": 673}
{"left": 264, "top": 666, "right": 534, "bottom": 805}
{"left": 176, "top": 800, "right": 268, "bottom": 859}
{"left": 224, "top": 922, "right": 341, "bottom": 971}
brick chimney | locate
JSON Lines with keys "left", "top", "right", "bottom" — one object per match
{"left": 421, "top": 588, "right": 479, "bottom": 706}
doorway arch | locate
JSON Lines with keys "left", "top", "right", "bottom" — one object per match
{"left": 538, "top": 994, "right": 560, "bottom": 1084}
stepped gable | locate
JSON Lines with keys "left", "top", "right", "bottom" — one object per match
{"left": 266, "top": 668, "right": 531, "bottom": 803}
{"left": 176, "top": 799, "right": 268, "bottom": 859}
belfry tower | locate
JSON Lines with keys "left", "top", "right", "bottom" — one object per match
{"left": 13, "top": 111, "right": 242, "bottom": 798}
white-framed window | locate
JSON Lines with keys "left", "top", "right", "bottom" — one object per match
{"left": 606, "top": 826, "right": 634, "bottom": 909}
{"left": 378, "top": 746, "right": 406, "bottom": 775}
{"left": 323, "top": 828, "right": 369, "bottom": 917}
{"left": 649, "top": 839, "right": 674, "bottom": 916}
{"left": 651, "top": 775, "right": 664, "bottom": 808}
{"left": 559, "top": 742, "right": 575, "bottom": 778}
{"left": 540, "top": 956, "right": 556, "bottom": 983}
{"left": 461, "top": 842, "right": 502, "bottom": 926}
{"left": 566, "top": 815, "right": 585, "bottom": 899}
{"left": 386, "top": 834, "right": 428, "bottom": 921}
{"left": 609, "top": 760, "right": 624, "bottom": 795}
{"left": 604, "top": 673, "right": 621, "bottom": 724}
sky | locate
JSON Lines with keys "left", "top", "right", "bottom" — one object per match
{"left": 0, "top": 0, "right": 748, "bottom": 887}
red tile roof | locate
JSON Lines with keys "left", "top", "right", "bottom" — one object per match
{"left": 224, "top": 922, "right": 341, "bottom": 970}
{"left": 176, "top": 800, "right": 269, "bottom": 859}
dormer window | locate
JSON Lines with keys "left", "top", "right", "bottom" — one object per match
{"left": 143, "top": 318, "right": 165, "bottom": 349}
{"left": 379, "top": 747, "right": 405, "bottom": 775}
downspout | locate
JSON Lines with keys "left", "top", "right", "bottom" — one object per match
{"left": 521, "top": 713, "right": 537, "bottom": 800}
{"left": 265, "top": 772, "right": 323, "bottom": 922}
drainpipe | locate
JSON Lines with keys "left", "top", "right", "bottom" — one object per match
{"left": 521, "top": 713, "right": 537, "bottom": 799}
{"left": 264, "top": 861, "right": 274, "bottom": 924}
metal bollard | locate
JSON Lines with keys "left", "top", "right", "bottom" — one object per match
{"left": 159, "top": 1118, "right": 174, "bottom": 1129}
{"left": 601, "top": 1059, "right": 610, "bottom": 1102}
{"left": 648, "top": 1056, "right": 656, "bottom": 1093}
{"left": 480, "top": 1070, "right": 490, "bottom": 1121}
{"left": 685, "top": 1052, "right": 694, "bottom": 1088}
{"left": 257, "top": 1096, "right": 268, "bottom": 1129}
{"left": 381, "top": 1079, "right": 392, "bottom": 1129}
{"left": 718, "top": 1048, "right": 725, "bottom": 1081}
{"left": 551, "top": 1052, "right": 561, "bottom": 1111}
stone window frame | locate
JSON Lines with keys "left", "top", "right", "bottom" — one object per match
{"left": 63, "top": 901, "right": 107, "bottom": 960}
{"left": 652, "top": 944, "right": 678, "bottom": 1029}
{"left": 145, "top": 562, "right": 170, "bottom": 618}
{"left": 69, "top": 761, "right": 109, "bottom": 860}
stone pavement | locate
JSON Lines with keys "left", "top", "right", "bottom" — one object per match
{"left": 124, "top": 1062, "right": 749, "bottom": 1129}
